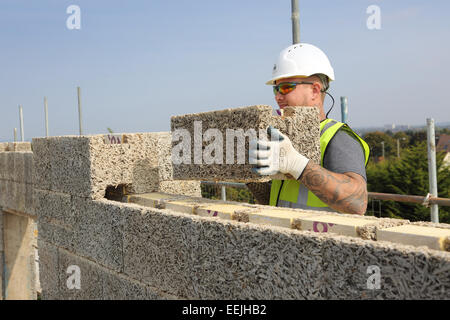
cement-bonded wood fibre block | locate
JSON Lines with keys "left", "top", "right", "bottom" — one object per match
{"left": 171, "top": 105, "right": 321, "bottom": 182}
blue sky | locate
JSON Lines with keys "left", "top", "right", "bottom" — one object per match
{"left": 1, "top": 0, "right": 449, "bottom": 141}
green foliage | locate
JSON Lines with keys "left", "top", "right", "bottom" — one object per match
{"left": 366, "top": 142, "right": 450, "bottom": 223}
{"left": 363, "top": 131, "right": 396, "bottom": 160}
{"left": 404, "top": 130, "right": 427, "bottom": 147}
{"left": 201, "top": 184, "right": 256, "bottom": 204}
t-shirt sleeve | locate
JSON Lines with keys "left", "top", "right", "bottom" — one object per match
{"left": 322, "top": 129, "right": 367, "bottom": 181}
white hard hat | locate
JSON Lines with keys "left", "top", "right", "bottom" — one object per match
{"left": 266, "top": 43, "right": 335, "bottom": 85}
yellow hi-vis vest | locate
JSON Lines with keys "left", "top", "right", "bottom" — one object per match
{"left": 268, "top": 119, "right": 370, "bottom": 208}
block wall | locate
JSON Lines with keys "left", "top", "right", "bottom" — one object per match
{"left": 0, "top": 142, "right": 38, "bottom": 300}
{"left": 1, "top": 127, "right": 450, "bottom": 300}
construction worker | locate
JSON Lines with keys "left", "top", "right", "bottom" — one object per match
{"left": 248, "top": 43, "right": 370, "bottom": 215}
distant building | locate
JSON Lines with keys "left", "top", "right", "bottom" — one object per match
{"left": 383, "top": 124, "right": 411, "bottom": 132}
{"left": 437, "top": 134, "right": 450, "bottom": 153}
{"left": 437, "top": 134, "right": 450, "bottom": 167}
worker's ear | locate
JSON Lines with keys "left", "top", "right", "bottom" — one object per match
{"left": 312, "top": 82, "right": 322, "bottom": 100}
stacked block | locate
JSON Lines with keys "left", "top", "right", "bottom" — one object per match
{"left": 38, "top": 197, "right": 450, "bottom": 300}
{"left": 123, "top": 192, "right": 449, "bottom": 254}
{"left": 377, "top": 225, "right": 450, "bottom": 251}
{"left": 171, "top": 105, "right": 321, "bottom": 182}
{"left": 32, "top": 133, "right": 201, "bottom": 200}
{"left": 0, "top": 149, "right": 34, "bottom": 214}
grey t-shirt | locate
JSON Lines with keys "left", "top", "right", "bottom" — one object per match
{"left": 323, "top": 129, "right": 367, "bottom": 181}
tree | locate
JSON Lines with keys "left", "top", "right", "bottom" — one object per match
{"left": 404, "top": 130, "right": 427, "bottom": 147}
{"left": 363, "top": 131, "right": 396, "bottom": 160}
{"left": 366, "top": 142, "right": 450, "bottom": 222}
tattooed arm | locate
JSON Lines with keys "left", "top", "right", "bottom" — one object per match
{"left": 299, "top": 161, "right": 368, "bottom": 215}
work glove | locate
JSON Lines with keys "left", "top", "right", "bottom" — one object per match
{"left": 249, "top": 126, "right": 310, "bottom": 180}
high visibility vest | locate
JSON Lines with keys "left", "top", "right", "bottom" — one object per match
{"left": 268, "top": 119, "right": 370, "bottom": 208}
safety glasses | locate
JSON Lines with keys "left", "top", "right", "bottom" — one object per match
{"left": 273, "top": 81, "right": 314, "bottom": 95}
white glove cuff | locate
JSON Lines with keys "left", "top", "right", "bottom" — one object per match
{"left": 289, "top": 153, "right": 310, "bottom": 180}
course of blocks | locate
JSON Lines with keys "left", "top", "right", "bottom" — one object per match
{"left": 171, "top": 105, "right": 321, "bottom": 182}
{"left": 0, "top": 105, "right": 450, "bottom": 300}
{"left": 125, "top": 193, "right": 450, "bottom": 252}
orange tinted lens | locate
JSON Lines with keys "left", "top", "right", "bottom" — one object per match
{"left": 278, "top": 84, "right": 295, "bottom": 95}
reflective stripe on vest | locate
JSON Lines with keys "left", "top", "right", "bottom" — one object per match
{"left": 269, "top": 119, "right": 370, "bottom": 208}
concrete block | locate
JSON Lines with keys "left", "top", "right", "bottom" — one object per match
{"left": 377, "top": 225, "right": 450, "bottom": 251}
{"left": 0, "top": 152, "right": 7, "bottom": 180}
{"left": 0, "top": 179, "right": 6, "bottom": 208}
{"left": 102, "top": 269, "right": 153, "bottom": 300}
{"left": 70, "top": 198, "right": 124, "bottom": 272}
{"left": 321, "top": 235, "right": 450, "bottom": 299}
{"left": 14, "top": 182, "right": 26, "bottom": 213}
{"left": 13, "top": 152, "right": 26, "bottom": 183}
{"left": 247, "top": 208, "right": 318, "bottom": 229}
{"left": 33, "top": 189, "right": 74, "bottom": 225}
{"left": 356, "top": 217, "right": 409, "bottom": 241}
{"left": 123, "top": 206, "right": 326, "bottom": 299}
{"left": 37, "top": 240, "right": 60, "bottom": 300}
{"left": 2, "top": 181, "right": 26, "bottom": 213}
{"left": 0, "top": 142, "right": 8, "bottom": 152}
{"left": 58, "top": 248, "right": 104, "bottom": 300}
{"left": 164, "top": 199, "right": 202, "bottom": 215}
{"left": 24, "top": 182, "right": 34, "bottom": 215}
{"left": 7, "top": 142, "right": 32, "bottom": 152}
{"left": 34, "top": 132, "right": 179, "bottom": 199}
{"left": 171, "top": 105, "right": 321, "bottom": 182}
{"left": 296, "top": 214, "right": 382, "bottom": 238}
{"left": 48, "top": 136, "right": 92, "bottom": 197}
{"left": 158, "top": 180, "right": 202, "bottom": 197}
{"left": 24, "top": 152, "right": 33, "bottom": 185}
{"left": 37, "top": 220, "right": 76, "bottom": 252}
{"left": 89, "top": 132, "right": 174, "bottom": 198}
{"left": 5, "top": 152, "right": 14, "bottom": 181}
{"left": 31, "top": 138, "right": 52, "bottom": 190}
{"left": 127, "top": 192, "right": 187, "bottom": 209}
{"left": 196, "top": 203, "right": 253, "bottom": 220}
{"left": 3, "top": 180, "right": 13, "bottom": 210}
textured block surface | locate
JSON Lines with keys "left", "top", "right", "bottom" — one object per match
{"left": 33, "top": 189, "right": 74, "bottom": 225}
{"left": 70, "top": 198, "right": 124, "bottom": 272}
{"left": 37, "top": 240, "right": 60, "bottom": 300}
{"left": 32, "top": 132, "right": 199, "bottom": 199}
{"left": 122, "top": 205, "right": 326, "bottom": 299}
{"left": 171, "top": 105, "right": 320, "bottom": 182}
{"left": 321, "top": 236, "right": 450, "bottom": 299}
{"left": 58, "top": 249, "right": 103, "bottom": 300}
